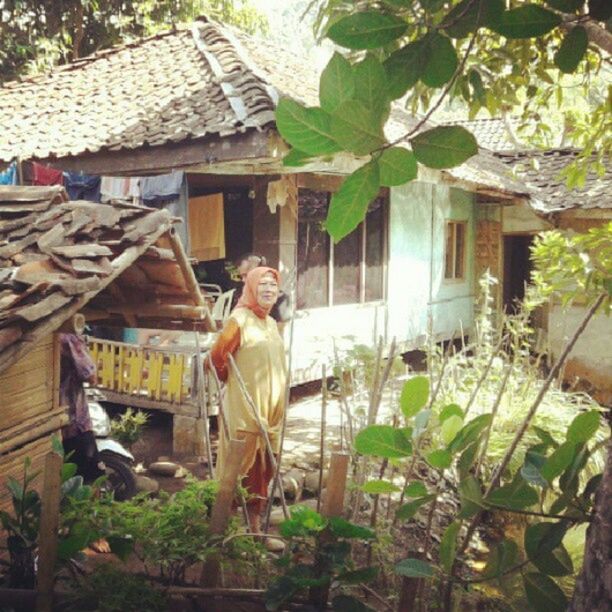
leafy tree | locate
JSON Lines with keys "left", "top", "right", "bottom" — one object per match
{"left": 0, "top": 0, "right": 268, "bottom": 81}
{"left": 276, "top": 0, "right": 611, "bottom": 241}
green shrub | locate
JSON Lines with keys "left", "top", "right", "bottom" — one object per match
{"left": 110, "top": 408, "right": 148, "bottom": 448}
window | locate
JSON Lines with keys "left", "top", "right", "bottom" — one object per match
{"left": 444, "top": 221, "right": 466, "bottom": 280}
{"left": 297, "top": 189, "right": 386, "bottom": 309}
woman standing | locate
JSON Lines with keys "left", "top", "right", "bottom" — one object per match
{"left": 210, "top": 267, "right": 287, "bottom": 532}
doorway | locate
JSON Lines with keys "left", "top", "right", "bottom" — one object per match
{"left": 503, "top": 235, "right": 534, "bottom": 311}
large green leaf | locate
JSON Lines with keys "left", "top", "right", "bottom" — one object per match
{"left": 489, "top": 5, "right": 562, "bottom": 39}
{"left": 441, "top": 415, "right": 464, "bottom": 445}
{"left": 383, "top": 41, "right": 423, "bottom": 100}
{"left": 554, "top": 26, "right": 588, "bottom": 74}
{"left": 411, "top": 126, "right": 478, "bottom": 169}
{"left": 541, "top": 441, "right": 576, "bottom": 483}
{"left": 330, "top": 100, "right": 386, "bottom": 156}
{"left": 523, "top": 573, "right": 567, "bottom": 612}
{"left": 458, "top": 475, "right": 484, "bottom": 519}
{"left": 486, "top": 479, "right": 539, "bottom": 510}
{"left": 405, "top": 481, "right": 428, "bottom": 497}
{"left": 566, "top": 410, "right": 601, "bottom": 443}
{"left": 400, "top": 376, "right": 430, "bottom": 418}
{"left": 396, "top": 494, "right": 436, "bottom": 520}
{"left": 361, "top": 480, "right": 401, "bottom": 495}
{"left": 353, "top": 55, "right": 388, "bottom": 114}
{"left": 440, "top": 521, "right": 460, "bottom": 572}
{"left": 354, "top": 424, "right": 412, "bottom": 458}
{"left": 327, "top": 11, "right": 408, "bottom": 50}
{"left": 524, "top": 522, "right": 572, "bottom": 577}
{"left": 320, "top": 52, "right": 356, "bottom": 114}
{"left": 276, "top": 98, "right": 341, "bottom": 156}
{"left": 420, "top": 32, "right": 458, "bottom": 87}
{"left": 533, "top": 426, "right": 559, "bottom": 449}
{"left": 457, "top": 441, "right": 479, "bottom": 479}
{"left": 395, "top": 558, "right": 435, "bottom": 578}
{"left": 483, "top": 539, "right": 518, "bottom": 579}
{"left": 443, "top": 0, "right": 505, "bottom": 38}
{"left": 329, "top": 516, "right": 376, "bottom": 540}
{"left": 447, "top": 414, "right": 492, "bottom": 454}
{"left": 326, "top": 161, "right": 380, "bottom": 242}
{"left": 439, "top": 404, "right": 463, "bottom": 422}
{"left": 427, "top": 449, "right": 452, "bottom": 469}
{"left": 521, "top": 447, "right": 548, "bottom": 488}
{"left": 378, "top": 147, "right": 417, "bottom": 186}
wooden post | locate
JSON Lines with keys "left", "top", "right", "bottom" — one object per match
{"left": 321, "top": 452, "right": 350, "bottom": 518}
{"left": 35, "top": 451, "right": 63, "bottom": 612}
{"left": 200, "top": 438, "right": 246, "bottom": 588}
{"left": 317, "top": 365, "right": 327, "bottom": 514}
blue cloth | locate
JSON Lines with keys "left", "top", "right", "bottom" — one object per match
{"left": 140, "top": 171, "right": 189, "bottom": 253}
{"left": 0, "top": 161, "right": 17, "bottom": 185}
{"left": 123, "top": 328, "right": 139, "bottom": 343}
{"left": 140, "top": 170, "right": 184, "bottom": 203}
{"left": 63, "top": 171, "right": 101, "bottom": 201}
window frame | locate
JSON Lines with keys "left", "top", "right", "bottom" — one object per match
{"left": 297, "top": 191, "right": 388, "bottom": 310}
{"left": 444, "top": 220, "right": 468, "bottom": 282}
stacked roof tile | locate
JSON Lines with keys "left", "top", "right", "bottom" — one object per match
{"left": 0, "top": 186, "right": 206, "bottom": 373}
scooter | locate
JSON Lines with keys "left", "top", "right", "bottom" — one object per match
{"left": 88, "top": 399, "right": 138, "bottom": 501}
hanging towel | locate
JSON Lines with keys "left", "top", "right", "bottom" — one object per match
{"left": 100, "top": 176, "right": 140, "bottom": 203}
{"left": 63, "top": 171, "right": 101, "bottom": 201}
{"left": 31, "top": 161, "right": 63, "bottom": 186}
{"left": 188, "top": 193, "right": 226, "bottom": 262}
{"left": 0, "top": 161, "right": 17, "bottom": 185}
{"left": 140, "top": 170, "right": 184, "bottom": 203}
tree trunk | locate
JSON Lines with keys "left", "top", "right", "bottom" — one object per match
{"left": 569, "top": 439, "right": 612, "bottom": 611}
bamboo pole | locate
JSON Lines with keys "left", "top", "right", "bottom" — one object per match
{"left": 200, "top": 438, "right": 246, "bottom": 588}
{"left": 206, "top": 353, "right": 251, "bottom": 530}
{"left": 35, "top": 452, "right": 63, "bottom": 612}
{"left": 263, "top": 303, "right": 296, "bottom": 532}
{"left": 227, "top": 354, "right": 289, "bottom": 519}
{"left": 316, "top": 364, "right": 328, "bottom": 514}
{"left": 194, "top": 332, "right": 214, "bottom": 478}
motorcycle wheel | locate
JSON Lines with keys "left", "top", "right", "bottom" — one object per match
{"left": 99, "top": 451, "right": 137, "bottom": 501}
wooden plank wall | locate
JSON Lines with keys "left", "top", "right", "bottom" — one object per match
{"left": 0, "top": 334, "right": 59, "bottom": 513}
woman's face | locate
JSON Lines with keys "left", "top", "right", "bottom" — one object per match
{"left": 256, "top": 273, "right": 279, "bottom": 309}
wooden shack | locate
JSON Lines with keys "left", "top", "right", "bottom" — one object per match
{"left": 0, "top": 185, "right": 213, "bottom": 512}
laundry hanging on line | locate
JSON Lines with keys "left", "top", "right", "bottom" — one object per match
{"left": 63, "top": 171, "right": 101, "bottom": 202}
{"left": 0, "top": 161, "right": 17, "bottom": 185}
{"left": 100, "top": 176, "right": 140, "bottom": 203}
{"left": 29, "top": 161, "right": 64, "bottom": 186}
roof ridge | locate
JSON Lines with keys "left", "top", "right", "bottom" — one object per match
{"left": 190, "top": 19, "right": 276, "bottom": 130}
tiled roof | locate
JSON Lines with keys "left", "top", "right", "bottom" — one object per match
{"left": 0, "top": 20, "right": 276, "bottom": 162}
{"left": 0, "top": 18, "right": 528, "bottom": 197}
{"left": 445, "top": 117, "right": 524, "bottom": 152}
{"left": 0, "top": 186, "right": 209, "bottom": 373}
{"left": 496, "top": 149, "right": 612, "bottom": 212}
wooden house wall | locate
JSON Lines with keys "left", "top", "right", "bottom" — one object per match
{"left": 0, "top": 334, "right": 61, "bottom": 513}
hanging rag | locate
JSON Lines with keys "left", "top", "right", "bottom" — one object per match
{"left": 140, "top": 170, "right": 184, "bottom": 203}
{"left": 100, "top": 176, "right": 141, "bottom": 203}
{"left": 63, "top": 171, "right": 101, "bottom": 201}
{"left": 188, "top": 193, "right": 226, "bottom": 262}
{"left": 0, "top": 161, "right": 17, "bottom": 185}
{"left": 31, "top": 161, "right": 63, "bottom": 186}
{"left": 140, "top": 171, "right": 189, "bottom": 251}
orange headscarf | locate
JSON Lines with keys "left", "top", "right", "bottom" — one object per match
{"left": 236, "top": 266, "right": 281, "bottom": 319}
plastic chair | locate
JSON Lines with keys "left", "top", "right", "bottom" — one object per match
{"left": 211, "top": 289, "right": 236, "bottom": 323}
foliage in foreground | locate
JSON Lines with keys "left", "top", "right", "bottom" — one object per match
{"left": 266, "top": 505, "right": 377, "bottom": 611}
{"left": 276, "top": 1, "right": 611, "bottom": 241}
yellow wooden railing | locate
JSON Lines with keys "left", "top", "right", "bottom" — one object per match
{"left": 88, "top": 339, "right": 195, "bottom": 405}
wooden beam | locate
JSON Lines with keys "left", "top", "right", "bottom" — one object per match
{"left": 42, "top": 130, "right": 271, "bottom": 176}
{"left": 57, "top": 314, "right": 86, "bottom": 334}
{"left": 35, "top": 452, "right": 63, "bottom": 612}
{"left": 95, "top": 389, "right": 198, "bottom": 416}
{"left": 106, "top": 303, "right": 210, "bottom": 320}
